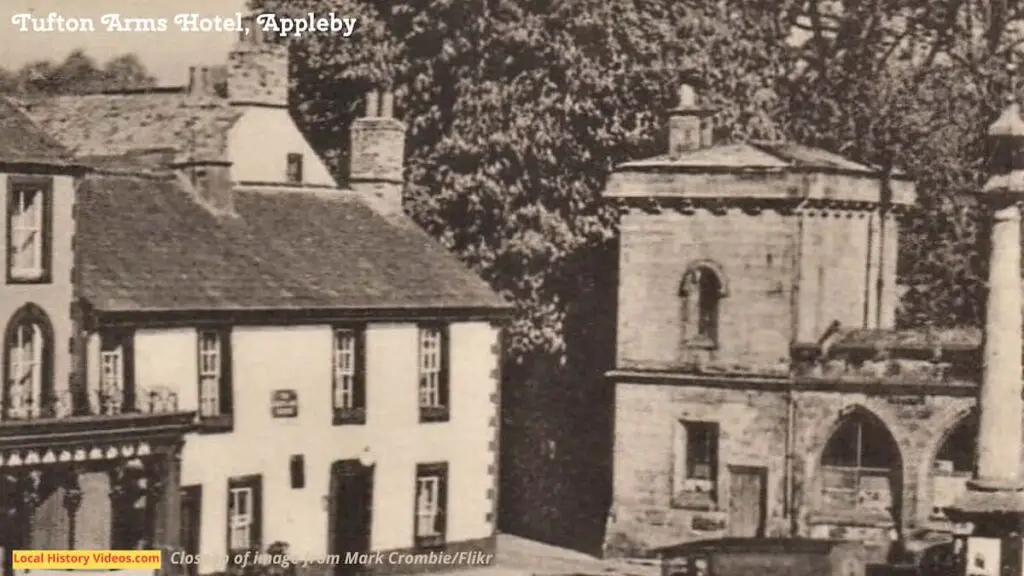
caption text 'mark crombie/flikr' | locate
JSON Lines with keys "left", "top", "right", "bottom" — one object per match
{"left": 9, "top": 12, "right": 357, "bottom": 37}
{"left": 172, "top": 550, "right": 495, "bottom": 569}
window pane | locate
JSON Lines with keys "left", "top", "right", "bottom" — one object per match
{"left": 685, "top": 422, "right": 716, "bottom": 479}
{"left": 11, "top": 190, "right": 42, "bottom": 274}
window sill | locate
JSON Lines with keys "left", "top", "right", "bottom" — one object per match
{"left": 807, "top": 508, "right": 895, "bottom": 528}
{"left": 414, "top": 535, "right": 446, "bottom": 549}
{"left": 671, "top": 491, "right": 718, "bottom": 511}
{"left": 333, "top": 407, "right": 366, "bottom": 426}
{"left": 681, "top": 338, "right": 718, "bottom": 351}
{"left": 197, "top": 414, "right": 233, "bottom": 434}
{"left": 6, "top": 270, "right": 51, "bottom": 285}
{"left": 420, "top": 406, "right": 450, "bottom": 423}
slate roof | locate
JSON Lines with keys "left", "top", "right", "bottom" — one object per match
{"left": 0, "top": 97, "right": 78, "bottom": 168}
{"left": 76, "top": 174, "right": 510, "bottom": 313}
{"left": 13, "top": 92, "right": 241, "bottom": 164}
{"left": 619, "top": 140, "right": 909, "bottom": 179}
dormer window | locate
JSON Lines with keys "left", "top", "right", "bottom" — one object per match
{"left": 680, "top": 262, "right": 726, "bottom": 349}
{"left": 286, "top": 153, "right": 303, "bottom": 184}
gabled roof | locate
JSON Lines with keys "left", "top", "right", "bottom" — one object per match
{"left": 76, "top": 174, "right": 510, "bottom": 314}
{"left": 0, "top": 97, "right": 79, "bottom": 168}
{"left": 618, "top": 141, "right": 907, "bottom": 179}
{"left": 12, "top": 92, "right": 241, "bottom": 164}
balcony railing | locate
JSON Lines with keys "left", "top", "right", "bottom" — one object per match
{"left": 0, "top": 385, "right": 180, "bottom": 423}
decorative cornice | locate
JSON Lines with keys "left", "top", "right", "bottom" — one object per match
{"left": 606, "top": 368, "right": 977, "bottom": 397}
{"left": 0, "top": 411, "right": 197, "bottom": 451}
{"left": 611, "top": 196, "right": 910, "bottom": 216}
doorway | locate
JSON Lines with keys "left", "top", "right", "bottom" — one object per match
{"left": 328, "top": 460, "right": 373, "bottom": 576}
{"left": 727, "top": 466, "right": 767, "bottom": 537}
{"left": 180, "top": 486, "right": 202, "bottom": 576}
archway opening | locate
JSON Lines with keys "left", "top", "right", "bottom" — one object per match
{"left": 931, "top": 414, "right": 976, "bottom": 520}
{"left": 820, "top": 409, "right": 902, "bottom": 523}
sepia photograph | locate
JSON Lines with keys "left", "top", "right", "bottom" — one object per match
{"left": 2, "top": 1, "right": 1024, "bottom": 576}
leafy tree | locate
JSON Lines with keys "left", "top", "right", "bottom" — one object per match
{"left": 0, "top": 50, "right": 155, "bottom": 95}
{"left": 251, "top": 0, "right": 793, "bottom": 364}
{"left": 778, "top": 0, "right": 1024, "bottom": 329}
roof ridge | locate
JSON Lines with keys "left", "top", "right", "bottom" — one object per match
{"left": 745, "top": 140, "right": 794, "bottom": 165}
{"left": 0, "top": 96, "right": 74, "bottom": 156}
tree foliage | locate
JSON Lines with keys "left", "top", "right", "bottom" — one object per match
{"left": 247, "top": 0, "right": 1024, "bottom": 367}
{"left": 0, "top": 50, "right": 156, "bottom": 95}
{"left": 252, "top": 0, "right": 798, "bottom": 364}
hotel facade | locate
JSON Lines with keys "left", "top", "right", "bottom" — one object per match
{"left": 1, "top": 16, "right": 509, "bottom": 576}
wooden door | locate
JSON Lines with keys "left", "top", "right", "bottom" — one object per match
{"left": 179, "top": 486, "right": 202, "bottom": 576}
{"left": 328, "top": 461, "right": 373, "bottom": 576}
{"left": 728, "top": 466, "right": 767, "bottom": 537}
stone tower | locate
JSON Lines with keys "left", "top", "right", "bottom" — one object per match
{"left": 227, "top": 15, "right": 289, "bottom": 108}
{"left": 603, "top": 82, "right": 917, "bottom": 374}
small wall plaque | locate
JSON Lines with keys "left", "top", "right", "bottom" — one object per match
{"left": 271, "top": 389, "right": 298, "bottom": 418}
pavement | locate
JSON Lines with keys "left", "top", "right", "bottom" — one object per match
{"left": 440, "top": 534, "right": 660, "bottom": 576}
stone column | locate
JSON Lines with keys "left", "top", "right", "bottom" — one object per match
{"left": 972, "top": 202, "right": 1024, "bottom": 490}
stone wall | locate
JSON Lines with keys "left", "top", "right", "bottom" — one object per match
{"left": 605, "top": 382, "right": 790, "bottom": 556}
{"left": 617, "top": 209, "right": 796, "bottom": 374}
{"left": 604, "top": 379, "right": 977, "bottom": 563}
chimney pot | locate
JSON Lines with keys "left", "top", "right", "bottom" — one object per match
{"left": 365, "top": 91, "right": 379, "bottom": 117}
{"left": 380, "top": 92, "right": 394, "bottom": 118}
{"left": 201, "top": 67, "right": 210, "bottom": 95}
{"left": 679, "top": 83, "right": 697, "bottom": 108}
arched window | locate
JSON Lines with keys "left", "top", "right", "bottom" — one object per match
{"left": 820, "top": 410, "right": 901, "bottom": 518}
{"left": 680, "top": 263, "right": 726, "bottom": 347}
{"left": 3, "top": 304, "right": 54, "bottom": 421}
{"left": 931, "top": 415, "right": 976, "bottom": 519}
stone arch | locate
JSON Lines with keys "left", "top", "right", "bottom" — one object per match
{"left": 918, "top": 405, "right": 977, "bottom": 521}
{"left": 921, "top": 404, "right": 977, "bottom": 477}
{"left": 2, "top": 303, "right": 56, "bottom": 420}
{"left": 805, "top": 403, "right": 905, "bottom": 527}
{"left": 679, "top": 260, "right": 728, "bottom": 347}
{"left": 679, "top": 259, "right": 729, "bottom": 297}
{"left": 807, "top": 403, "right": 906, "bottom": 469}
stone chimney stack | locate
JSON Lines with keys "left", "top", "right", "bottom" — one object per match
{"left": 350, "top": 90, "right": 407, "bottom": 214}
{"left": 668, "top": 81, "right": 715, "bottom": 156}
{"left": 187, "top": 66, "right": 215, "bottom": 101}
{"left": 227, "top": 14, "right": 289, "bottom": 108}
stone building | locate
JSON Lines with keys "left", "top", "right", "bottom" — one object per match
{"left": 601, "top": 83, "right": 986, "bottom": 563}
{"left": 2, "top": 15, "right": 509, "bottom": 576}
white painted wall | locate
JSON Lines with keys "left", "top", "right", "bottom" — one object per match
{"left": 0, "top": 172, "right": 77, "bottom": 407}
{"left": 87, "top": 321, "right": 499, "bottom": 574}
{"left": 226, "top": 107, "right": 337, "bottom": 186}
